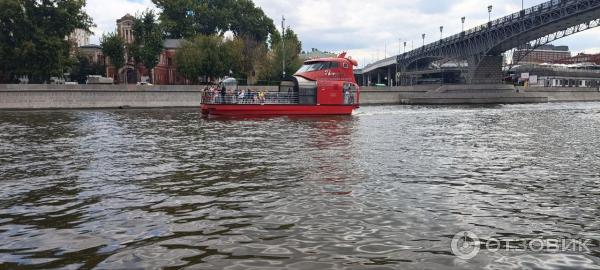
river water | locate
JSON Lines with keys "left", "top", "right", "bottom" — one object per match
{"left": 1, "top": 103, "right": 600, "bottom": 270}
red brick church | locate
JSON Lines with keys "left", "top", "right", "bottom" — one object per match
{"left": 106, "top": 14, "right": 188, "bottom": 85}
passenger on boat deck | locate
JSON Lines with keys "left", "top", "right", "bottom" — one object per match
{"left": 258, "top": 90, "right": 266, "bottom": 103}
{"left": 238, "top": 89, "right": 245, "bottom": 103}
{"left": 252, "top": 90, "right": 259, "bottom": 103}
{"left": 344, "top": 88, "right": 350, "bottom": 104}
{"left": 210, "top": 87, "right": 218, "bottom": 103}
{"left": 220, "top": 86, "right": 226, "bottom": 103}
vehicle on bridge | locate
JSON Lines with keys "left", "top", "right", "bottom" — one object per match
{"left": 201, "top": 53, "right": 360, "bottom": 116}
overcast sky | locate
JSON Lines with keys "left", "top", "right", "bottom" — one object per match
{"left": 86, "top": 0, "right": 600, "bottom": 67}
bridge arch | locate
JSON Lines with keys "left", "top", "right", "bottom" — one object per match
{"left": 363, "top": 0, "right": 600, "bottom": 85}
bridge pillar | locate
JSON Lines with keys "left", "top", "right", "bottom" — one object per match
{"left": 377, "top": 72, "right": 381, "bottom": 84}
{"left": 387, "top": 67, "right": 392, "bottom": 87}
{"left": 468, "top": 55, "right": 504, "bottom": 84}
{"left": 399, "top": 65, "right": 408, "bottom": 86}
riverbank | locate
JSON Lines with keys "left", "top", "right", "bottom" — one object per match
{"left": 0, "top": 85, "right": 275, "bottom": 110}
{"left": 359, "top": 84, "right": 600, "bottom": 105}
{"left": 1, "top": 84, "right": 600, "bottom": 110}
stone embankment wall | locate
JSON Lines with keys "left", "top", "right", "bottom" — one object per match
{"left": 0, "top": 85, "right": 276, "bottom": 110}
{"left": 1, "top": 84, "right": 600, "bottom": 110}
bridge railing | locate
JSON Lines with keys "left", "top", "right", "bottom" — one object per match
{"left": 397, "top": 0, "right": 573, "bottom": 62}
{"left": 368, "top": 0, "right": 589, "bottom": 71}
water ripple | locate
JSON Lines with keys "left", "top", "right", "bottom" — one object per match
{"left": 1, "top": 104, "right": 600, "bottom": 269}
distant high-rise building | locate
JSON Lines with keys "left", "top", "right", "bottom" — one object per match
{"left": 513, "top": 44, "right": 571, "bottom": 64}
{"left": 69, "top": 29, "right": 91, "bottom": 48}
{"left": 553, "top": 53, "right": 600, "bottom": 65}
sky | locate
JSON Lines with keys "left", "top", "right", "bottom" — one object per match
{"left": 85, "top": 0, "right": 600, "bottom": 67}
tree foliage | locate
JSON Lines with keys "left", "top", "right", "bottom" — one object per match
{"left": 175, "top": 29, "right": 303, "bottom": 84}
{"left": 131, "top": 10, "right": 165, "bottom": 82}
{"left": 69, "top": 53, "right": 105, "bottom": 84}
{"left": 152, "top": 0, "right": 274, "bottom": 42}
{"left": 0, "top": 0, "right": 93, "bottom": 83}
{"left": 228, "top": 0, "right": 275, "bottom": 42}
{"left": 237, "top": 35, "right": 268, "bottom": 82}
{"left": 175, "top": 35, "right": 243, "bottom": 83}
{"left": 260, "top": 27, "right": 303, "bottom": 83}
{"left": 100, "top": 33, "right": 126, "bottom": 81}
{"left": 155, "top": 0, "right": 302, "bottom": 84}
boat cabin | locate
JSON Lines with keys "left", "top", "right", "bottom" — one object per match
{"left": 201, "top": 53, "right": 360, "bottom": 108}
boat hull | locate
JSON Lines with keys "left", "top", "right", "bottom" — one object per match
{"left": 201, "top": 104, "right": 357, "bottom": 116}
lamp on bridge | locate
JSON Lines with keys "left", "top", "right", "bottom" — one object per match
{"left": 422, "top": 33, "right": 426, "bottom": 48}
{"left": 440, "top": 26, "right": 444, "bottom": 40}
{"left": 461, "top": 17, "right": 466, "bottom": 32}
{"left": 488, "top": 5, "right": 493, "bottom": 22}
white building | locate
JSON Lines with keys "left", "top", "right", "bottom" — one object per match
{"left": 69, "top": 29, "right": 91, "bottom": 48}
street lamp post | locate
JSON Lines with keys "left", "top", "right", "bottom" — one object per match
{"left": 461, "top": 17, "right": 466, "bottom": 32}
{"left": 488, "top": 5, "right": 493, "bottom": 23}
{"left": 123, "top": 45, "right": 127, "bottom": 86}
{"left": 418, "top": 34, "right": 426, "bottom": 78}
{"left": 282, "top": 15, "right": 286, "bottom": 78}
{"left": 385, "top": 41, "right": 387, "bottom": 59}
{"left": 440, "top": 26, "right": 444, "bottom": 40}
{"left": 402, "top": 41, "right": 407, "bottom": 86}
{"left": 395, "top": 39, "right": 399, "bottom": 86}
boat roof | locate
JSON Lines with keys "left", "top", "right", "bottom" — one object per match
{"left": 304, "top": 56, "right": 358, "bottom": 66}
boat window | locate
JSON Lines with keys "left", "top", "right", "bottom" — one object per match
{"left": 296, "top": 62, "right": 335, "bottom": 73}
{"left": 330, "top": 62, "right": 339, "bottom": 69}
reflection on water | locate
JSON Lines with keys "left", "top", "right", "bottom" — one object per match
{"left": 1, "top": 103, "right": 600, "bottom": 269}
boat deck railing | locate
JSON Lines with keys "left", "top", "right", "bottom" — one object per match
{"left": 201, "top": 90, "right": 359, "bottom": 105}
{"left": 202, "top": 91, "right": 300, "bottom": 105}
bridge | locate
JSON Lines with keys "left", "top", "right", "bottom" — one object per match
{"left": 360, "top": 0, "right": 600, "bottom": 86}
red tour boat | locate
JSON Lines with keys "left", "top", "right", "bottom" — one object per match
{"left": 201, "top": 53, "right": 360, "bottom": 116}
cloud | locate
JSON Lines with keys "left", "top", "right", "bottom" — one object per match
{"left": 86, "top": 0, "right": 156, "bottom": 44}
{"left": 86, "top": 0, "right": 600, "bottom": 66}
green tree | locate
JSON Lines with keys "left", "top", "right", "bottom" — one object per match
{"left": 260, "top": 27, "right": 303, "bottom": 83}
{"left": 69, "top": 53, "right": 105, "bottom": 84}
{"left": 237, "top": 35, "right": 268, "bottom": 84}
{"left": 153, "top": 0, "right": 229, "bottom": 38}
{"left": 228, "top": 0, "right": 275, "bottom": 42}
{"left": 101, "top": 33, "right": 126, "bottom": 82}
{"left": 175, "top": 35, "right": 242, "bottom": 83}
{"left": 131, "top": 10, "right": 164, "bottom": 83}
{"left": 152, "top": 0, "right": 274, "bottom": 42}
{"left": 0, "top": 0, "right": 93, "bottom": 83}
